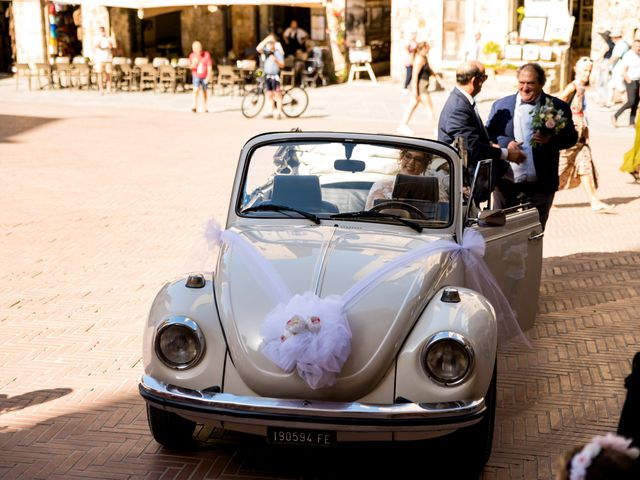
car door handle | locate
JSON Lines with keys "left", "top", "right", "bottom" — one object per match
{"left": 528, "top": 232, "right": 544, "bottom": 241}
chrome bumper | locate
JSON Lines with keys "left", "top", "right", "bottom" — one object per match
{"left": 139, "top": 375, "right": 486, "bottom": 432}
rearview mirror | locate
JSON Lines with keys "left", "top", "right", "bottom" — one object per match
{"left": 334, "top": 159, "right": 366, "bottom": 172}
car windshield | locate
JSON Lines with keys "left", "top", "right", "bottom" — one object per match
{"left": 239, "top": 140, "right": 453, "bottom": 228}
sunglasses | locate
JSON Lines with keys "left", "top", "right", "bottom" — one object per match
{"left": 475, "top": 74, "right": 489, "bottom": 81}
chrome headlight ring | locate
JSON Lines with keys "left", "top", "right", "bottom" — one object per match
{"left": 421, "top": 331, "right": 474, "bottom": 387}
{"left": 154, "top": 316, "right": 206, "bottom": 370}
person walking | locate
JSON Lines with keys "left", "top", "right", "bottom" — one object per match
{"left": 486, "top": 63, "right": 578, "bottom": 229}
{"left": 189, "top": 41, "right": 212, "bottom": 113}
{"left": 603, "top": 31, "right": 631, "bottom": 110}
{"left": 397, "top": 41, "right": 437, "bottom": 136}
{"left": 437, "top": 60, "right": 525, "bottom": 190}
{"left": 257, "top": 34, "right": 285, "bottom": 119}
{"left": 93, "top": 26, "right": 114, "bottom": 95}
{"left": 621, "top": 116, "right": 640, "bottom": 181}
{"left": 557, "top": 57, "right": 614, "bottom": 212}
{"left": 401, "top": 30, "right": 418, "bottom": 94}
{"left": 611, "top": 39, "right": 640, "bottom": 127}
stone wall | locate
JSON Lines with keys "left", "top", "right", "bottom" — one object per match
{"left": 110, "top": 8, "right": 131, "bottom": 58}
{"left": 12, "top": 0, "right": 46, "bottom": 64}
{"left": 231, "top": 6, "right": 256, "bottom": 59}
{"left": 180, "top": 7, "right": 224, "bottom": 60}
{"left": 591, "top": 0, "right": 640, "bottom": 59}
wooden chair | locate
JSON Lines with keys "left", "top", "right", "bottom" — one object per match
{"left": 157, "top": 65, "right": 176, "bottom": 93}
{"left": 70, "top": 60, "right": 92, "bottom": 90}
{"left": 53, "top": 56, "right": 73, "bottom": 88}
{"left": 175, "top": 58, "right": 190, "bottom": 91}
{"left": 138, "top": 64, "right": 157, "bottom": 92}
{"left": 152, "top": 57, "right": 170, "bottom": 68}
{"left": 216, "top": 64, "right": 240, "bottom": 95}
{"left": 14, "top": 63, "right": 32, "bottom": 91}
{"left": 33, "top": 63, "right": 54, "bottom": 90}
{"left": 116, "top": 63, "right": 135, "bottom": 91}
{"left": 347, "top": 46, "right": 377, "bottom": 83}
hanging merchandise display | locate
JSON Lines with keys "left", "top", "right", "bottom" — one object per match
{"left": 47, "top": 3, "right": 82, "bottom": 58}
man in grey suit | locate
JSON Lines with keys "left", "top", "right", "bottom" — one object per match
{"left": 438, "top": 61, "right": 525, "bottom": 193}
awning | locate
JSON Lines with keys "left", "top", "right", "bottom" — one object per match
{"left": 52, "top": 0, "right": 325, "bottom": 8}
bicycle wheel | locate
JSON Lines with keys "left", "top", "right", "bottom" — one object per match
{"left": 241, "top": 88, "right": 265, "bottom": 118}
{"left": 281, "top": 86, "right": 308, "bottom": 118}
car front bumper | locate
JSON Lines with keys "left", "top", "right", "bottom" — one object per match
{"left": 139, "top": 375, "right": 486, "bottom": 433}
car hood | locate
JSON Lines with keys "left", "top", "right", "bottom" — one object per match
{"left": 214, "top": 223, "right": 454, "bottom": 400}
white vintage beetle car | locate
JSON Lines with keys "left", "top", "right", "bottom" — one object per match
{"left": 139, "top": 131, "right": 542, "bottom": 473}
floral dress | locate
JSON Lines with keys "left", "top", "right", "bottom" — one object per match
{"left": 558, "top": 81, "right": 599, "bottom": 190}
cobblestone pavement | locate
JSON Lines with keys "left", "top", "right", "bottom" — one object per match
{"left": 1, "top": 75, "right": 639, "bottom": 479}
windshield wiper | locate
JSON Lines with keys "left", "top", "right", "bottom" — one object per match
{"left": 241, "top": 204, "right": 320, "bottom": 225}
{"left": 330, "top": 211, "right": 423, "bottom": 232}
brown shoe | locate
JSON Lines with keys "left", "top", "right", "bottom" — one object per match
{"left": 611, "top": 114, "right": 618, "bottom": 128}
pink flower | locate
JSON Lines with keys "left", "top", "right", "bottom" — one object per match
{"left": 545, "top": 119, "right": 556, "bottom": 129}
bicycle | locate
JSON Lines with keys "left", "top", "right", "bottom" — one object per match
{"left": 241, "top": 70, "right": 309, "bottom": 119}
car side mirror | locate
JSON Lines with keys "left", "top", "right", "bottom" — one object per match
{"left": 478, "top": 209, "right": 506, "bottom": 227}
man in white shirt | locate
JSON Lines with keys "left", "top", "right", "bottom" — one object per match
{"left": 612, "top": 40, "right": 640, "bottom": 127}
{"left": 464, "top": 32, "right": 482, "bottom": 61}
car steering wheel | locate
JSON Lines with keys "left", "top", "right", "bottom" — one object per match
{"left": 369, "top": 200, "right": 429, "bottom": 220}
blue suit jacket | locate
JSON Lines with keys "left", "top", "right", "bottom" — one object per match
{"left": 438, "top": 88, "right": 505, "bottom": 180}
{"left": 485, "top": 92, "right": 578, "bottom": 194}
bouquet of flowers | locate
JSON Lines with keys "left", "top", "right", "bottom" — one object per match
{"left": 530, "top": 98, "right": 567, "bottom": 147}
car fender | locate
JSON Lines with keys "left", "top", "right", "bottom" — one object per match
{"left": 396, "top": 286, "right": 497, "bottom": 402}
{"left": 143, "top": 273, "right": 226, "bottom": 391}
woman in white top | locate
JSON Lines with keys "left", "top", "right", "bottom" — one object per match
{"left": 365, "top": 149, "right": 449, "bottom": 210}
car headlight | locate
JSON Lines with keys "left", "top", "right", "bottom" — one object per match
{"left": 154, "top": 316, "right": 205, "bottom": 370}
{"left": 421, "top": 332, "right": 474, "bottom": 386}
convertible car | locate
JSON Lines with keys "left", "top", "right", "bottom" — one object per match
{"left": 139, "top": 131, "right": 543, "bottom": 473}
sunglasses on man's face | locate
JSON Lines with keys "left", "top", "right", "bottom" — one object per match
{"left": 475, "top": 74, "right": 489, "bottom": 81}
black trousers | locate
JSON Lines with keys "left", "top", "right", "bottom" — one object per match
{"left": 615, "top": 79, "right": 640, "bottom": 125}
{"left": 496, "top": 180, "right": 555, "bottom": 230}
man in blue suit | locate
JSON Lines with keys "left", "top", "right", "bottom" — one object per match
{"left": 486, "top": 63, "right": 578, "bottom": 229}
{"left": 438, "top": 60, "right": 526, "bottom": 193}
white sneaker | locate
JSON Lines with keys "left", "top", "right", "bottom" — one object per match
{"left": 397, "top": 125, "right": 414, "bottom": 136}
{"left": 401, "top": 88, "right": 409, "bottom": 96}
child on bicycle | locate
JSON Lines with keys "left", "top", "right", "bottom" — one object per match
{"left": 256, "top": 34, "right": 285, "bottom": 119}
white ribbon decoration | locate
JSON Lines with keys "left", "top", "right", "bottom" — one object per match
{"left": 204, "top": 219, "right": 529, "bottom": 389}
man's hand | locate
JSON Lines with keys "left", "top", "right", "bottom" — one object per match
{"left": 532, "top": 132, "right": 551, "bottom": 145}
{"left": 506, "top": 141, "right": 525, "bottom": 164}
{"left": 507, "top": 147, "right": 526, "bottom": 164}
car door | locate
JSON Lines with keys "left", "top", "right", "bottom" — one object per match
{"left": 465, "top": 160, "right": 543, "bottom": 332}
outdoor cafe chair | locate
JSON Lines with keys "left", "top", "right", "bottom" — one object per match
{"left": 152, "top": 57, "right": 170, "bottom": 68}
{"left": 216, "top": 64, "right": 241, "bottom": 96}
{"left": 70, "top": 61, "right": 92, "bottom": 90}
{"left": 14, "top": 63, "right": 32, "bottom": 91}
{"left": 133, "top": 57, "right": 149, "bottom": 66}
{"left": 115, "top": 63, "right": 135, "bottom": 91}
{"left": 33, "top": 63, "right": 53, "bottom": 90}
{"left": 175, "top": 57, "right": 190, "bottom": 91}
{"left": 53, "top": 56, "right": 73, "bottom": 88}
{"left": 157, "top": 64, "right": 176, "bottom": 93}
{"left": 138, "top": 64, "right": 157, "bottom": 92}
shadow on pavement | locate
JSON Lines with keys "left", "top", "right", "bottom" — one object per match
{"left": 0, "top": 114, "right": 60, "bottom": 143}
{"left": 0, "top": 388, "right": 72, "bottom": 414}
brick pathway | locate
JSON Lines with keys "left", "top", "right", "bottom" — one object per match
{"left": 0, "top": 76, "right": 639, "bottom": 479}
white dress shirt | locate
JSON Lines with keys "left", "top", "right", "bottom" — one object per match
{"left": 511, "top": 94, "right": 539, "bottom": 182}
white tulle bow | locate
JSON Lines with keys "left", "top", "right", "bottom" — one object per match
{"left": 203, "top": 221, "right": 528, "bottom": 389}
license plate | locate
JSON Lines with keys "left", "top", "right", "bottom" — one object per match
{"left": 266, "top": 427, "right": 336, "bottom": 447}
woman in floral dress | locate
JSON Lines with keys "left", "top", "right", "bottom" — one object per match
{"left": 557, "top": 57, "right": 614, "bottom": 212}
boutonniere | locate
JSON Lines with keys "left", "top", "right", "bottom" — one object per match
{"left": 530, "top": 98, "right": 567, "bottom": 147}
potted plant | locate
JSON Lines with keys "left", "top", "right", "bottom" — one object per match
{"left": 482, "top": 41, "right": 501, "bottom": 66}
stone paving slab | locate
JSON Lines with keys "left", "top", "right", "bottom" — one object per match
{"left": 0, "top": 75, "right": 639, "bottom": 479}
